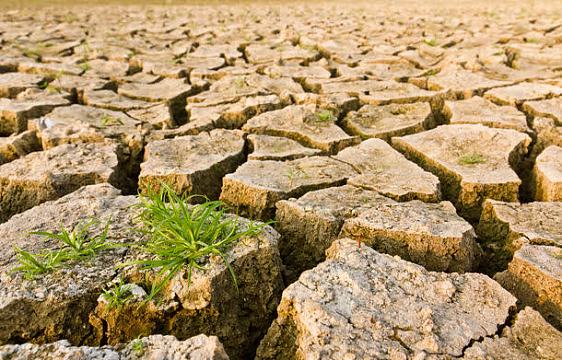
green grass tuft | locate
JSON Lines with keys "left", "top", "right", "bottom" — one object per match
{"left": 125, "top": 184, "right": 269, "bottom": 301}
{"left": 100, "top": 114, "right": 124, "bottom": 127}
{"left": 130, "top": 338, "right": 145, "bottom": 356}
{"left": 102, "top": 278, "right": 134, "bottom": 309}
{"left": 315, "top": 109, "right": 336, "bottom": 123}
{"left": 13, "top": 219, "right": 114, "bottom": 279}
{"left": 457, "top": 153, "right": 487, "bottom": 165}
{"left": 423, "top": 38, "right": 438, "bottom": 47}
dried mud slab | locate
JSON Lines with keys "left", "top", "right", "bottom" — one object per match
{"left": 220, "top": 156, "right": 356, "bottom": 220}
{"left": 533, "top": 145, "right": 562, "bottom": 201}
{"left": 138, "top": 129, "right": 245, "bottom": 200}
{"left": 243, "top": 104, "right": 359, "bottom": 154}
{"left": 425, "top": 69, "right": 510, "bottom": 98}
{"left": 340, "top": 200, "right": 480, "bottom": 272}
{"left": 443, "top": 96, "right": 530, "bottom": 132}
{"left": 522, "top": 98, "right": 561, "bottom": 124}
{"left": 0, "top": 334, "right": 230, "bottom": 360}
{"left": 247, "top": 134, "right": 321, "bottom": 161}
{"left": 0, "top": 184, "right": 137, "bottom": 345}
{"left": 477, "top": 199, "right": 562, "bottom": 271}
{"left": 127, "top": 103, "right": 175, "bottom": 130}
{"left": 392, "top": 124, "right": 531, "bottom": 221}
{"left": 91, "top": 218, "right": 283, "bottom": 360}
{"left": 0, "top": 90, "right": 70, "bottom": 135}
{"left": 0, "top": 130, "right": 40, "bottom": 165}
{"left": 529, "top": 116, "right": 562, "bottom": 161}
{"left": 334, "top": 138, "right": 441, "bottom": 202}
{"left": 495, "top": 245, "right": 562, "bottom": 330}
{"left": 342, "top": 102, "right": 434, "bottom": 141}
{"left": 275, "top": 185, "right": 391, "bottom": 279}
{"left": 82, "top": 89, "right": 156, "bottom": 112}
{"left": 315, "top": 79, "right": 436, "bottom": 106}
{"left": 484, "top": 82, "right": 562, "bottom": 106}
{"left": 0, "top": 72, "right": 44, "bottom": 99}
{"left": 463, "top": 307, "right": 562, "bottom": 360}
{"left": 256, "top": 238, "right": 516, "bottom": 360}
{"left": 118, "top": 78, "right": 197, "bottom": 121}
{"left": 0, "top": 142, "right": 123, "bottom": 222}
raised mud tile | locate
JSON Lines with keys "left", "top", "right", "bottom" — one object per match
{"left": 392, "top": 124, "right": 531, "bottom": 221}
{"left": 82, "top": 89, "right": 156, "bottom": 112}
{"left": 220, "top": 156, "right": 356, "bottom": 220}
{"left": 0, "top": 184, "right": 137, "bottom": 345}
{"left": 0, "top": 142, "right": 123, "bottom": 222}
{"left": 247, "top": 134, "right": 321, "bottom": 161}
{"left": 426, "top": 69, "right": 510, "bottom": 98}
{"left": 291, "top": 92, "right": 360, "bottom": 118}
{"left": 484, "top": 82, "right": 562, "bottom": 106}
{"left": 0, "top": 334, "right": 230, "bottom": 360}
{"left": 0, "top": 130, "right": 41, "bottom": 165}
{"left": 189, "top": 94, "right": 283, "bottom": 129}
{"left": 463, "top": 307, "right": 562, "bottom": 360}
{"left": 477, "top": 200, "right": 562, "bottom": 267}
{"left": 0, "top": 90, "right": 70, "bottom": 135}
{"left": 34, "top": 104, "right": 143, "bottom": 177}
{"left": 443, "top": 96, "right": 530, "bottom": 132}
{"left": 91, "top": 218, "right": 283, "bottom": 360}
{"left": 118, "top": 78, "right": 196, "bottom": 120}
{"left": 275, "top": 185, "right": 392, "bottom": 279}
{"left": 138, "top": 129, "right": 245, "bottom": 200}
{"left": 50, "top": 75, "right": 109, "bottom": 102}
{"left": 495, "top": 245, "right": 562, "bottom": 330}
{"left": 0, "top": 73, "right": 44, "bottom": 98}
{"left": 522, "top": 98, "right": 561, "bottom": 124}
{"left": 243, "top": 104, "right": 359, "bottom": 154}
{"left": 334, "top": 138, "right": 441, "bottom": 202}
{"left": 317, "top": 79, "right": 436, "bottom": 106}
{"left": 342, "top": 102, "right": 434, "bottom": 141}
{"left": 533, "top": 145, "right": 562, "bottom": 201}
{"left": 82, "top": 59, "right": 129, "bottom": 79}
{"left": 262, "top": 65, "right": 331, "bottom": 81}
{"left": 17, "top": 61, "right": 84, "bottom": 77}
{"left": 127, "top": 103, "right": 175, "bottom": 129}
{"left": 256, "top": 238, "right": 516, "bottom": 360}
{"left": 340, "top": 200, "right": 480, "bottom": 272}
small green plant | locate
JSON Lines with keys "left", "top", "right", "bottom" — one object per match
{"left": 31, "top": 219, "right": 112, "bottom": 259}
{"left": 458, "top": 153, "right": 487, "bottom": 165}
{"left": 80, "top": 62, "right": 90, "bottom": 72}
{"left": 125, "top": 184, "right": 269, "bottom": 300}
{"left": 102, "top": 278, "right": 134, "bottom": 309}
{"left": 130, "top": 338, "right": 145, "bottom": 356}
{"left": 100, "top": 114, "right": 124, "bottom": 127}
{"left": 423, "top": 68, "right": 440, "bottom": 77}
{"left": 13, "top": 219, "right": 114, "bottom": 279}
{"left": 424, "top": 38, "right": 438, "bottom": 47}
{"left": 12, "top": 248, "right": 66, "bottom": 279}
{"left": 285, "top": 167, "right": 306, "bottom": 186}
{"left": 315, "top": 109, "right": 336, "bottom": 123}
{"left": 552, "top": 250, "right": 562, "bottom": 260}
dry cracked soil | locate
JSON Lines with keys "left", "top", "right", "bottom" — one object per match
{"left": 0, "top": 0, "right": 561, "bottom": 359}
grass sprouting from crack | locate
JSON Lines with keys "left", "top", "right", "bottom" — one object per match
{"left": 315, "top": 109, "right": 336, "bottom": 123}
{"left": 423, "top": 38, "right": 438, "bottom": 47}
{"left": 130, "top": 338, "right": 145, "bottom": 356}
{"left": 13, "top": 219, "right": 114, "bottom": 279}
{"left": 124, "top": 183, "right": 269, "bottom": 301}
{"left": 457, "top": 152, "right": 487, "bottom": 165}
{"left": 102, "top": 277, "right": 134, "bottom": 309}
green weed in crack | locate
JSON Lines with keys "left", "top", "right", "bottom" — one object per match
{"left": 125, "top": 184, "right": 269, "bottom": 301}
{"left": 13, "top": 219, "right": 114, "bottom": 279}
{"left": 102, "top": 277, "right": 134, "bottom": 310}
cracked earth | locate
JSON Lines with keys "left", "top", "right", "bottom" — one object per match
{"left": 0, "top": 1, "right": 561, "bottom": 359}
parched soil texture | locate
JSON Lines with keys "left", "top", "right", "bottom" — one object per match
{"left": 0, "top": 1, "right": 561, "bottom": 359}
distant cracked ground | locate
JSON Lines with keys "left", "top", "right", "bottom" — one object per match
{"left": 0, "top": 1, "right": 561, "bottom": 359}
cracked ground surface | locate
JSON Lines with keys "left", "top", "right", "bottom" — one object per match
{"left": 0, "top": 0, "right": 561, "bottom": 359}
